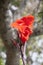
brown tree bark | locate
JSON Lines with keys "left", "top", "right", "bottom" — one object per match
{"left": 6, "top": 47, "right": 20, "bottom": 65}
{"left": 0, "top": 0, "right": 20, "bottom": 65}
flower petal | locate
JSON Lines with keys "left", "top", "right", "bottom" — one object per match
{"left": 10, "top": 19, "right": 24, "bottom": 29}
{"left": 21, "top": 15, "right": 34, "bottom": 26}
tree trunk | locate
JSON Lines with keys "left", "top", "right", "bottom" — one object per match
{"left": 0, "top": 0, "right": 20, "bottom": 65}
{"left": 6, "top": 47, "right": 20, "bottom": 65}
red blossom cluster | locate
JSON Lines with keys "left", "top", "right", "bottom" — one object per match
{"left": 10, "top": 15, "right": 34, "bottom": 44}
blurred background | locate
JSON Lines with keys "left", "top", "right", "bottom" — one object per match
{"left": 0, "top": 0, "right": 43, "bottom": 65}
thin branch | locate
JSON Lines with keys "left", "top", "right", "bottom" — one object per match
{"left": 32, "top": 0, "right": 41, "bottom": 15}
{"left": 20, "top": 45, "right": 26, "bottom": 65}
{"left": 20, "top": 0, "right": 27, "bottom": 9}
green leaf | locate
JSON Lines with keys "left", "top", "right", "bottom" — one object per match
{"left": 38, "top": 11, "right": 43, "bottom": 17}
{"left": 0, "top": 58, "right": 5, "bottom": 65}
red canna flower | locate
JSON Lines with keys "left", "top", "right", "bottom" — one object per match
{"left": 10, "top": 15, "right": 34, "bottom": 44}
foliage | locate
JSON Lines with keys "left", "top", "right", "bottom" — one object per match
{"left": 11, "top": 0, "right": 21, "bottom": 6}
{"left": 0, "top": 58, "right": 4, "bottom": 65}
